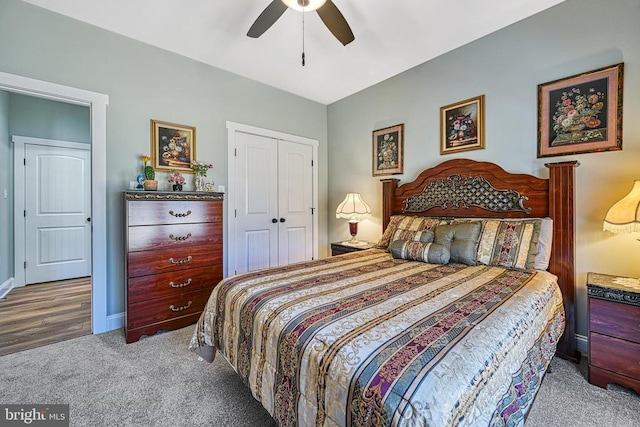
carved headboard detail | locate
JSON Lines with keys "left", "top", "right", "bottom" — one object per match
{"left": 403, "top": 174, "right": 531, "bottom": 214}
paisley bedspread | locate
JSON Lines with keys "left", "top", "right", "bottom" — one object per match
{"left": 189, "top": 249, "right": 565, "bottom": 427}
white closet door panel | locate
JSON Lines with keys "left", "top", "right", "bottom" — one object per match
{"left": 234, "top": 132, "right": 278, "bottom": 273}
{"left": 278, "top": 141, "right": 313, "bottom": 265}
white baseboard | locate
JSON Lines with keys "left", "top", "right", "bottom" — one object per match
{"left": 0, "top": 277, "right": 14, "bottom": 299}
{"left": 105, "top": 312, "right": 124, "bottom": 331}
{"left": 576, "top": 333, "right": 588, "bottom": 356}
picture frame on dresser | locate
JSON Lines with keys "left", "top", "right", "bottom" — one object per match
{"left": 537, "top": 63, "right": 624, "bottom": 158}
{"left": 151, "top": 119, "right": 196, "bottom": 174}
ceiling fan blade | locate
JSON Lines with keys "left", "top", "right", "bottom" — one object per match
{"left": 247, "top": 0, "right": 288, "bottom": 38}
{"left": 316, "top": 0, "right": 354, "bottom": 46}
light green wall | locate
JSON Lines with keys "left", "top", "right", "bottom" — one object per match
{"left": 0, "top": 90, "right": 9, "bottom": 283}
{"left": 0, "top": 0, "right": 328, "bottom": 315}
{"left": 328, "top": 0, "right": 640, "bottom": 339}
{"left": 8, "top": 93, "right": 90, "bottom": 143}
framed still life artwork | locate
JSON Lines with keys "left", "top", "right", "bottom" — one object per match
{"left": 151, "top": 119, "right": 196, "bottom": 173}
{"left": 372, "top": 124, "right": 404, "bottom": 176}
{"left": 440, "top": 95, "right": 485, "bottom": 155}
{"left": 537, "top": 63, "right": 623, "bottom": 158}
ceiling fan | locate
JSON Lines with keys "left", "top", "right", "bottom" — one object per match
{"left": 247, "top": 0, "right": 355, "bottom": 46}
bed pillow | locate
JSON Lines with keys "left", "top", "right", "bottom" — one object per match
{"left": 475, "top": 219, "right": 542, "bottom": 270}
{"left": 534, "top": 218, "right": 553, "bottom": 270}
{"left": 376, "top": 215, "right": 447, "bottom": 250}
{"left": 389, "top": 240, "right": 451, "bottom": 264}
{"left": 434, "top": 222, "right": 482, "bottom": 265}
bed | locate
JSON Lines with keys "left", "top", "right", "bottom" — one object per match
{"left": 190, "top": 159, "right": 579, "bottom": 426}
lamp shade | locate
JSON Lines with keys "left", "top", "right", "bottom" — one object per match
{"left": 336, "top": 193, "right": 371, "bottom": 222}
{"left": 603, "top": 180, "right": 640, "bottom": 234}
{"left": 282, "top": 0, "right": 327, "bottom": 12}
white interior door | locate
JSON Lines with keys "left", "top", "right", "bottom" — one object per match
{"left": 278, "top": 140, "right": 313, "bottom": 265}
{"left": 234, "top": 131, "right": 279, "bottom": 273}
{"left": 24, "top": 143, "right": 91, "bottom": 284}
{"left": 228, "top": 123, "right": 317, "bottom": 276}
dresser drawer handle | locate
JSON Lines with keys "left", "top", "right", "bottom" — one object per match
{"left": 169, "top": 278, "right": 192, "bottom": 288}
{"left": 169, "top": 232, "right": 192, "bottom": 241}
{"left": 169, "top": 301, "right": 192, "bottom": 312}
{"left": 168, "top": 209, "right": 192, "bottom": 218}
{"left": 169, "top": 255, "right": 192, "bottom": 265}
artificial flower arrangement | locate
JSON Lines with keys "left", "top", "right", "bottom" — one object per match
{"left": 168, "top": 171, "right": 186, "bottom": 185}
{"left": 191, "top": 160, "right": 213, "bottom": 176}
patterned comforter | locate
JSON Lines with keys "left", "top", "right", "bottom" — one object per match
{"left": 190, "top": 249, "right": 565, "bottom": 427}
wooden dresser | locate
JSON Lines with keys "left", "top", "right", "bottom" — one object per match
{"left": 587, "top": 272, "right": 640, "bottom": 393}
{"left": 124, "top": 191, "right": 223, "bottom": 343}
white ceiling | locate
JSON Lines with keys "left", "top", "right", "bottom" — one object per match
{"left": 21, "top": 0, "right": 565, "bottom": 105}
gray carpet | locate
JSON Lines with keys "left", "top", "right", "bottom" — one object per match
{"left": 0, "top": 326, "right": 638, "bottom": 426}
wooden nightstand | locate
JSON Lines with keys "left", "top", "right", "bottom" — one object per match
{"left": 331, "top": 241, "right": 375, "bottom": 256}
{"left": 587, "top": 272, "right": 640, "bottom": 393}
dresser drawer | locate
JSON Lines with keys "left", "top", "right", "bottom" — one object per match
{"left": 127, "top": 266, "right": 222, "bottom": 304}
{"left": 127, "top": 222, "right": 222, "bottom": 252}
{"left": 127, "top": 200, "right": 222, "bottom": 226}
{"left": 590, "top": 332, "right": 640, "bottom": 379}
{"left": 126, "top": 288, "right": 212, "bottom": 330}
{"left": 589, "top": 298, "right": 640, "bottom": 344}
{"left": 127, "top": 244, "right": 222, "bottom": 277}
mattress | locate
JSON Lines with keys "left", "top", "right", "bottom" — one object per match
{"left": 190, "top": 249, "right": 565, "bottom": 426}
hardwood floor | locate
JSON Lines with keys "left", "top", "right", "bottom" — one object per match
{"left": 0, "top": 277, "right": 91, "bottom": 356}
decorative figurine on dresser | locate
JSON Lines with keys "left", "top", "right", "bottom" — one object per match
{"left": 587, "top": 272, "right": 640, "bottom": 394}
{"left": 124, "top": 190, "right": 223, "bottom": 343}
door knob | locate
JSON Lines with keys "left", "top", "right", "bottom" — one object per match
{"left": 86, "top": 217, "right": 91, "bottom": 222}
{"left": 279, "top": 218, "right": 286, "bottom": 223}
{"left": 272, "top": 218, "right": 278, "bottom": 223}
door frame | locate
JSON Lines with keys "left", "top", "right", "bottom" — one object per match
{"left": 12, "top": 135, "right": 91, "bottom": 287}
{"left": 226, "top": 121, "right": 319, "bottom": 277}
{"left": 0, "top": 71, "right": 109, "bottom": 334}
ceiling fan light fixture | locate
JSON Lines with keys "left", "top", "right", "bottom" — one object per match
{"left": 282, "top": 0, "right": 327, "bottom": 12}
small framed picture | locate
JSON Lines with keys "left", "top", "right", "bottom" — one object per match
{"left": 151, "top": 120, "right": 196, "bottom": 173}
{"left": 372, "top": 124, "right": 404, "bottom": 177}
{"left": 440, "top": 95, "right": 485, "bottom": 155}
{"left": 537, "top": 63, "right": 623, "bottom": 158}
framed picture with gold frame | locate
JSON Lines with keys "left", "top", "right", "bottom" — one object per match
{"left": 537, "top": 63, "right": 623, "bottom": 158}
{"left": 440, "top": 95, "right": 485, "bottom": 155}
{"left": 372, "top": 124, "right": 404, "bottom": 176}
{"left": 150, "top": 119, "right": 196, "bottom": 173}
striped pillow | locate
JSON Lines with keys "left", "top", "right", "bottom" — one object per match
{"left": 376, "top": 215, "right": 447, "bottom": 250}
{"left": 475, "top": 219, "right": 541, "bottom": 270}
{"left": 389, "top": 240, "right": 451, "bottom": 264}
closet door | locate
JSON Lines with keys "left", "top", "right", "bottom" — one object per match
{"left": 233, "top": 132, "right": 278, "bottom": 273}
{"left": 231, "top": 131, "right": 315, "bottom": 275}
{"left": 277, "top": 140, "right": 313, "bottom": 265}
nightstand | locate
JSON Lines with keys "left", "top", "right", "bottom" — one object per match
{"left": 330, "top": 241, "right": 375, "bottom": 256}
{"left": 587, "top": 272, "right": 640, "bottom": 394}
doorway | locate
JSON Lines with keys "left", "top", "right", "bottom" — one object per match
{"left": 0, "top": 71, "right": 109, "bottom": 334}
{"left": 13, "top": 136, "right": 92, "bottom": 286}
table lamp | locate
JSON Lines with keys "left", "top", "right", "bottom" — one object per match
{"left": 336, "top": 193, "right": 371, "bottom": 245}
{"left": 603, "top": 180, "right": 640, "bottom": 235}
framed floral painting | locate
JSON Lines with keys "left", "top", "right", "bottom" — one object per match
{"left": 151, "top": 119, "right": 196, "bottom": 173}
{"left": 537, "top": 63, "right": 623, "bottom": 158}
{"left": 372, "top": 124, "right": 404, "bottom": 176}
{"left": 440, "top": 95, "right": 485, "bottom": 155}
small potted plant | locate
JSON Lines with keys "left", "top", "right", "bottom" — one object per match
{"left": 141, "top": 155, "right": 158, "bottom": 191}
{"left": 168, "top": 171, "right": 185, "bottom": 191}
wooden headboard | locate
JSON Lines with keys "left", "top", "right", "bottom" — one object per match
{"left": 381, "top": 158, "right": 580, "bottom": 362}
